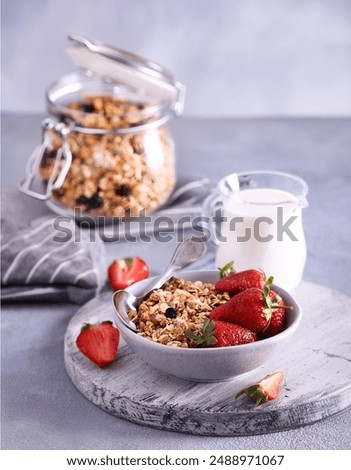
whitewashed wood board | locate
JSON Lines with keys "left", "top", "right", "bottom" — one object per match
{"left": 64, "top": 281, "right": 351, "bottom": 436}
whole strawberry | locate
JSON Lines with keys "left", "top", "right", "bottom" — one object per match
{"left": 263, "top": 298, "right": 286, "bottom": 337}
{"left": 216, "top": 262, "right": 266, "bottom": 294}
{"left": 210, "top": 277, "right": 289, "bottom": 333}
{"left": 236, "top": 371, "right": 284, "bottom": 406}
{"left": 108, "top": 256, "right": 149, "bottom": 291}
{"left": 76, "top": 321, "right": 120, "bottom": 367}
{"left": 185, "top": 318, "right": 256, "bottom": 348}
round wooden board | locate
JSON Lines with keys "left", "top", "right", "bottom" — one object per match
{"left": 64, "top": 281, "right": 351, "bottom": 436}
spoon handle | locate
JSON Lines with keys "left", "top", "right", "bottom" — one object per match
{"left": 151, "top": 235, "right": 207, "bottom": 291}
{"left": 113, "top": 235, "right": 207, "bottom": 332}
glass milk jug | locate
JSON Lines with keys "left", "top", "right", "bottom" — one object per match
{"left": 204, "top": 170, "right": 309, "bottom": 291}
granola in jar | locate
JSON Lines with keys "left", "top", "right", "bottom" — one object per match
{"left": 39, "top": 94, "right": 176, "bottom": 217}
{"left": 20, "top": 36, "right": 185, "bottom": 217}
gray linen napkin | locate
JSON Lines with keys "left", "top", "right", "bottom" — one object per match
{"left": 1, "top": 190, "right": 107, "bottom": 304}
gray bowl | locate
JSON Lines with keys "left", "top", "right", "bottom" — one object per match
{"left": 112, "top": 270, "right": 302, "bottom": 382}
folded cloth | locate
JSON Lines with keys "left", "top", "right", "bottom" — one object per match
{"left": 1, "top": 190, "right": 107, "bottom": 304}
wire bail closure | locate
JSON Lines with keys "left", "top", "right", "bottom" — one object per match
{"left": 18, "top": 118, "right": 73, "bottom": 200}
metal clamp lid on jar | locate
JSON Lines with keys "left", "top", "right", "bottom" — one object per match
{"left": 19, "top": 34, "right": 186, "bottom": 200}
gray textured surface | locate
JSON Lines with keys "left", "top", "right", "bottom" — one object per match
{"left": 2, "top": 0, "right": 351, "bottom": 116}
{"left": 1, "top": 114, "right": 351, "bottom": 449}
{"left": 64, "top": 283, "right": 351, "bottom": 436}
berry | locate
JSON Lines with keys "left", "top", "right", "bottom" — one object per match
{"left": 80, "top": 103, "right": 95, "bottom": 113}
{"left": 87, "top": 192, "right": 103, "bottom": 209}
{"left": 236, "top": 371, "right": 285, "bottom": 406}
{"left": 263, "top": 303, "right": 286, "bottom": 337}
{"left": 76, "top": 191, "right": 103, "bottom": 210}
{"left": 165, "top": 307, "right": 177, "bottom": 319}
{"left": 40, "top": 149, "right": 57, "bottom": 168}
{"left": 210, "top": 277, "right": 291, "bottom": 333}
{"left": 115, "top": 184, "right": 131, "bottom": 197}
{"left": 212, "top": 321, "right": 257, "bottom": 347}
{"left": 185, "top": 318, "right": 256, "bottom": 348}
{"left": 108, "top": 256, "right": 150, "bottom": 291}
{"left": 216, "top": 263, "right": 266, "bottom": 294}
{"left": 76, "top": 195, "right": 90, "bottom": 206}
{"left": 76, "top": 321, "right": 120, "bottom": 367}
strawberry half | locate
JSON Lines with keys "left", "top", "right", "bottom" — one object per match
{"left": 236, "top": 371, "right": 285, "bottom": 406}
{"left": 76, "top": 321, "right": 120, "bottom": 367}
{"left": 185, "top": 318, "right": 256, "bottom": 348}
{"left": 210, "top": 277, "right": 290, "bottom": 333}
{"left": 216, "top": 262, "right": 266, "bottom": 294}
{"left": 108, "top": 256, "right": 149, "bottom": 291}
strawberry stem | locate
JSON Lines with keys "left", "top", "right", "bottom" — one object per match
{"left": 218, "top": 261, "right": 235, "bottom": 279}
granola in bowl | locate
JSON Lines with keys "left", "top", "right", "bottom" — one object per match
{"left": 127, "top": 277, "right": 230, "bottom": 348}
{"left": 113, "top": 269, "right": 302, "bottom": 381}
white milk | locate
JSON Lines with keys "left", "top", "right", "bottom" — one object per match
{"left": 215, "top": 188, "right": 306, "bottom": 291}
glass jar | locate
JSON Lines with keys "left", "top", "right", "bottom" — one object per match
{"left": 20, "top": 35, "right": 185, "bottom": 219}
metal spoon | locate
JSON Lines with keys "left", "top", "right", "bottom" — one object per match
{"left": 113, "top": 235, "right": 207, "bottom": 331}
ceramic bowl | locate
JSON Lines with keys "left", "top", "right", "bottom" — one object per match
{"left": 112, "top": 270, "right": 302, "bottom": 382}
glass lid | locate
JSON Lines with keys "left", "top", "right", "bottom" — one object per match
{"left": 66, "top": 34, "right": 186, "bottom": 116}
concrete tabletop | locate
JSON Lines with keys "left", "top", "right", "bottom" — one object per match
{"left": 1, "top": 114, "right": 351, "bottom": 449}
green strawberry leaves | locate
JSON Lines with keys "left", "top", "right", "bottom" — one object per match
{"left": 263, "top": 276, "right": 284, "bottom": 325}
{"left": 218, "top": 261, "right": 236, "bottom": 279}
{"left": 185, "top": 318, "right": 218, "bottom": 347}
{"left": 236, "top": 384, "right": 269, "bottom": 406}
{"left": 262, "top": 277, "right": 292, "bottom": 328}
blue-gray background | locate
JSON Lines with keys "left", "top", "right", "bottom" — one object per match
{"left": 2, "top": 0, "right": 351, "bottom": 116}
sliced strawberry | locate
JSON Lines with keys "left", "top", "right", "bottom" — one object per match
{"left": 215, "top": 265, "right": 266, "bottom": 294}
{"left": 76, "top": 321, "right": 120, "bottom": 367}
{"left": 185, "top": 318, "right": 256, "bottom": 348}
{"left": 108, "top": 256, "right": 149, "bottom": 291}
{"left": 236, "top": 371, "right": 285, "bottom": 406}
